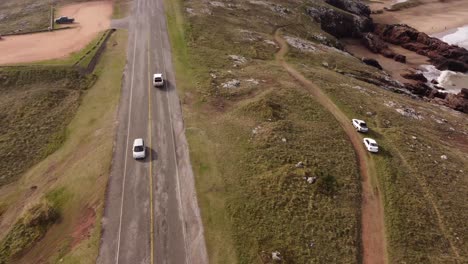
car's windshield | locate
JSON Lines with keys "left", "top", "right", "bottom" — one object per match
{"left": 361, "top": 123, "right": 367, "bottom": 127}
{"left": 370, "top": 143, "right": 377, "bottom": 147}
{"left": 155, "top": 78, "right": 162, "bottom": 82}
{"left": 134, "top": 146, "right": 144, "bottom": 152}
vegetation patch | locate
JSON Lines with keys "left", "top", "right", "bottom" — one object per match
{"left": 0, "top": 200, "right": 59, "bottom": 264}
{"left": 0, "top": 66, "right": 95, "bottom": 187}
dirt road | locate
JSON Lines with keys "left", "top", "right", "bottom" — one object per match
{"left": 97, "top": 0, "right": 208, "bottom": 263}
{"left": 274, "top": 29, "right": 387, "bottom": 264}
{"left": 0, "top": 1, "right": 112, "bottom": 65}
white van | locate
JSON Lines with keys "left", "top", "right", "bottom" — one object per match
{"left": 153, "top": 73, "right": 164, "bottom": 87}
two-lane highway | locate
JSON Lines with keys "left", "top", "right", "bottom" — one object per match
{"left": 97, "top": 0, "right": 208, "bottom": 263}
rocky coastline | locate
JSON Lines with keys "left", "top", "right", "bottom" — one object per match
{"left": 307, "top": 0, "right": 468, "bottom": 113}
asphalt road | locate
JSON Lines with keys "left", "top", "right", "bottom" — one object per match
{"left": 97, "top": 0, "right": 208, "bottom": 263}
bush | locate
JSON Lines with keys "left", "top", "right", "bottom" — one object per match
{"left": 316, "top": 173, "right": 338, "bottom": 195}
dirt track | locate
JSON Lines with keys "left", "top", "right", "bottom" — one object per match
{"left": 274, "top": 29, "right": 387, "bottom": 264}
{"left": 0, "top": 1, "right": 112, "bottom": 65}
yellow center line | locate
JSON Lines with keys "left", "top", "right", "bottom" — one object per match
{"left": 147, "top": 35, "right": 155, "bottom": 264}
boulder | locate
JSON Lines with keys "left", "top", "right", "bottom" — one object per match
{"left": 362, "top": 57, "right": 383, "bottom": 70}
{"left": 404, "top": 82, "right": 432, "bottom": 97}
{"left": 433, "top": 58, "right": 468, "bottom": 72}
{"left": 460, "top": 88, "right": 468, "bottom": 99}
{"left": 443, "top": 93, "right": 468, "bottom": 113}
{"left": 361, "top": 33, "right": 406, "bottom": 63}
{"left": 401, "top": 72, "right": 427, "bottom": 82}
{"left": 394, "top": 54, "right": 406, "bottom": 63}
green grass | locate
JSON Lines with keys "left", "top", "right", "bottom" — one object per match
{"left": 0, "top": 66, "right": 95, "bottom": 187}
{"left": 112, "top": 0, "right": 131, "bottom": 19}
{"left": 0, "top": 199, "right": 59, "bottom": 264}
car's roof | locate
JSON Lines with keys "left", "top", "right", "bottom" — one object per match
{"left": 153, "top": 73, "right": 163, "bottom": 78}
{"left": 353, "top": 118, "right": 365, "bottom": 123}
{"left": 364, "top": 138, "right": 377, "bottom": 144}
{"left": 133, "top": 138, "right": 144, "bottom": 146}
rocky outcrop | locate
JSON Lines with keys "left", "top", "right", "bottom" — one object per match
{"left": 362, "top": 58, "right": 382, "bottom": 70}
{"left": 361, "top": 33, "right": 406, "bottom": 63}
{"left": 403, "top": 82, "right": 432, "bottom": 97}
{"left": 373, "top": 24, "right": 468, "bottom": 72}
{"left": 324, "top": 0, "right": 371, "bottom": 17}
{"left": 401, "top": 72, "right": 427, "bottom": 82}
{"left": 303, "top": 1, "right": 467, "bottom": 114}
{"left": 306, "top": 5, "right": 373, "bottom": 38}
{"left": 443, "top": 91, "right": 468, "bottom": 113}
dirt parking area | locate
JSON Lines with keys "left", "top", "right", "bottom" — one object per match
{"left": 0, "top": 1, "right": 113, "bottom": 65}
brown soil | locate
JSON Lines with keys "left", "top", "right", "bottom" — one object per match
{"left": 274, "top": 29, "right": 388, "bottom": 264}
{"left": 0, "top": 1, "right": 113, "bottom": 65}
{"left": 71, "top": 207, "right": 96, "bottom": 249}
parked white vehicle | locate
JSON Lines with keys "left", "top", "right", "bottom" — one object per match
{"left": 352, "top": 119, "right": 368, "bottom": 133}
{"left": 153, "top": 73, "right": 164, "bottom": 87}
{"left": 363, "top": 138, "right": 379, "bottom": 153}
{"left": 132, "top": 138, "right": 146, "bottom": 159}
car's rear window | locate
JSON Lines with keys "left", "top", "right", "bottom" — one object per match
{"left": 155, "top": 77, "right": 162, "bottom": 81}
{"left": 134, "top": 146, "right": 144, "bottom": 152}
{"left": 370, "top": 143, "right": 377, "bottom": 147}
{"left": 361, "top": 123, "right": 367, "bottom": 127}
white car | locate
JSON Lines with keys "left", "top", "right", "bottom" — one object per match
{"left": 132, "top": 138, "right": 146, "bottom": 159}
{"left": 352, "top": 119, "right": 368, "bottom": 133}
{"left": 153, "top": 73, "right": 164, "bottom": 87}
{"left": 363, "top": 138, "right": 379, "bottom": 153}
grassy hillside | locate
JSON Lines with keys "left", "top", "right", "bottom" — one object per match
{"left": 0, "top": 30, "right": 127, "bottom": 264}
{"left": 165, "top": 0, "right": 468, "bottom": 263}
{"left": 0, "top": 66, "right": 95, "bottom": 187}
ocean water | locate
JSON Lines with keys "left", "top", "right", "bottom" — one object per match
{"left": 420, "top": 25, "right": 468, "bottom": 94}
{"left": 441, "top": 25, "right": 468, "bottom": 49}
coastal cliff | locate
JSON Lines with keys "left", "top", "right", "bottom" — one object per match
{"left": 305, "top": 0, "right": 468, "bottom": 113}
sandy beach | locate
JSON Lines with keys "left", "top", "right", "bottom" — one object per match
{"left": 371, "top": 0, "right": 468, "bottom": 35}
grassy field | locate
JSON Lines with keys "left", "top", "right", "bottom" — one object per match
{"left": 0, "top": 0, "right": 96, "bottom": 35}
{"left": 285, "top": 31, "right": 468, "bottom": 262}
{"left": 165, "top": 0, "right": 468, "bottom": 263}
{"left": 0, "top": 29, "right": 127, "bottom": 264}
{"left": 0, "top": 66, "right": 95, "bottom": 187}
{"left": 165, "top": 0, "right": 365, "bottom": 263}
{"left": 0, "top": 0, "right": 50, "bottom": 34}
